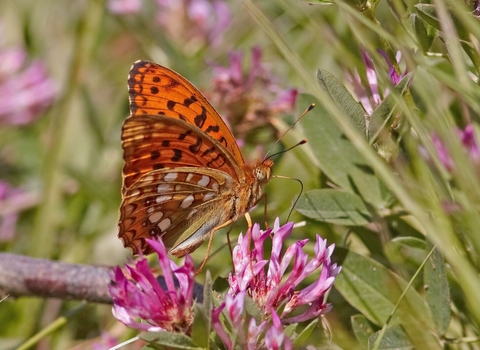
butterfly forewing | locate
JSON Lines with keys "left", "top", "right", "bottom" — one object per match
{"left": 128, "top": 61, "right": 244, "bottom": 164}
{"left": 121, "top": 114, "right": 244, "bottom": 192}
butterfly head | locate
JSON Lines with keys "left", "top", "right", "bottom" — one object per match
{"left": 255, "top": 159, "right": 274, "bottom": 184}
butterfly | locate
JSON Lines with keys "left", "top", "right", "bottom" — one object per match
{"left": 118, "top": 61, "right": 273, "bottom": 257}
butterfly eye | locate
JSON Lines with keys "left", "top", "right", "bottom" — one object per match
{"left": 255, "top": 167, "right": 270, "bottom": 182}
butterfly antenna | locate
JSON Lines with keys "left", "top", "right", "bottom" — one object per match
{"left": 264, "top": 103, "right": 315, "bottom": 161}
{"left": 272, "top": 175, "right": 304, "bottom": 221}
{"left": 265, "top": 139, "right": 307, "bottom": 161}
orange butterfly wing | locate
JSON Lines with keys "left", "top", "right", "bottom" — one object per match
{"left": 120, "top": 116, "right": 242, "bottom": 255}
{"left": 128, "top": 61, "right": 244, "bottom": 163}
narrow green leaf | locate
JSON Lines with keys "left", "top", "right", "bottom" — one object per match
{"left": 461, "top": 41, "right": 480, "bottom": 74}
{"left": 424, "top": 242, "right": 451, "bottom": 335}
{"left": 334, "top": 249, "right": 440, "bottom": 348}
{"left": 296, "top": 189, "right": 371, "bottom": 225}
{"left": 368, "top": 325, "right": 413, "bottom": 350}
{"left": 203, "top": 272, "right": 212, "bottom": 335}
{"left": 415, "top": 4, "right": 468, "bottom": 39}
{"left": 300, "top": 103, "right": 389, "bottom": 208}
{"left": 140, "top": 332, "right": 201, "bottom": 349}
{"left": 292, "top": 319, "right": 317, "bottom": 346}
{"left": 351, "top": 315, "right": 376, "bottom": 349}
{"left": 384, "top": 237, "right": 427, "bottom": 269}
{"left": 415, "top": 4, "right": 440, "bottom": 30}
{"left": 410, "top": 14, "right": 434, "bottom": 53}
{"left": 191, "top": 304, "right": 208, "bottom": 348}
{"left": 317, "top": 69, "right": 366, "bottom": 135}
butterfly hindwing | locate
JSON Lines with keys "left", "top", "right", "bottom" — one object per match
{"left": 119, "top": 167, "right": 236, "bottom": 256}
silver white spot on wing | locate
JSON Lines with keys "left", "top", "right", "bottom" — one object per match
{"left": 157, "top": 184, "right": 170, "bottom": 193}
{"left": 156, "top": 195, "right": 171, "bottom": 204}
{"left": 158, "top": 218, "right": 171, "bottom": 231}
{"left": 198, "top": 175, "right": 209, "bottom": 187}
{"left": 164, "top": 173, "right": 178, "bottom": 182}
{"left": 181, "top": 195, "right": 195, "bottom": 208}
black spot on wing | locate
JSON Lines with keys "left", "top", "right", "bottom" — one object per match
{"left": 189, "top": 137, "right": 202, "bottom": 153}
{"left": 179, "top": 130, "right": 193, "bottom": 140}
{"left": 167, "top": 100, "right": 176, "bottom": 110}
{"left": 151, "top": 150, "right": 160, "bottom": 160}
{"left": 194, "top": 106, "right": 207, "bottom": 128}
{"left": 172, "top": 149, "right": 182, "bottom": 162}
{"left": 183, "top": 95, "right": 198, "bottom": 107}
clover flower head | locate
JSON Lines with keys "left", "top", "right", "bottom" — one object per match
{"left": 109, "top": 238, "right": 195, "bottom": 333}
{"left": 228, "top": 218, "right": 341, "bottom": 323}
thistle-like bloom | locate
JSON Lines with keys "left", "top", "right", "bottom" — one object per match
{"left": 346, "top": 49, "right": 406, "bottom": 117}
{"left": 212, "top": 291, "right": 292, "bottom": 350}
{"left": 0, "top": 47, "right": 56, "bottom": 125}
{"left": 109, "top": 238, "right": 195, "bottom": 333}
{"left": 228, "top": 218, "right": 341, "bottom": 323}
{"left": 210, "top": 47, "right": 298, "bottom": 141}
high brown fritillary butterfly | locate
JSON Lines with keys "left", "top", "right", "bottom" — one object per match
{"left": 118, "top": 61, "right": 273, "bottom": 257}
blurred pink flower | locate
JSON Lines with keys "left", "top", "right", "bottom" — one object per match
{"left": 264, "top": 311, "right": 293, "bottom": 350}
{"left": 432, "top": 133, "right": 454, "bottom": 172}
{"left": 211, "top": 47, "right": 298, "bottom": 127}
{"left": 228, "top": 218, "right": 340, "bottom": 323}
{"left": 109, "top": 238, "right": 195, "bottom": 333}
{"left": 157, "top": 0, "right": 231, "bottom": 47}
{"left": 0, "top": 48, "right": 56, "bottom": 125}
{"left": 108, "top": 0, "right": 142, "bottom": 14}
{"left": 346, "top": 49, "right": 406, "bottom": 116}
{"left": 428, "top": 124, "right": 480, "bottom": 172}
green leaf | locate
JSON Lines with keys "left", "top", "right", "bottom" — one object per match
{"left": 211, "top": 276, "right": 229, "bottom": 294}
{"left": 368, "top": 74, "right": 412, "bottom": 143}
{"left": 461, "top": 41, "right": 480, "bottom": 74}
{"left": 424, "top": 242, "right": 451, "bottom": 335}
{"left": 415, "top": 4, "right": 468, "bottom": 40}
{"left": 317, "top": 69, "right": 366, "bottom": 135}
{"left": 296, "top": 189, "right": 371, "bottom": 225}
{"left": 300, "top": 102, "right": 389, "bottom": 208}
{"left": 384, "top": 237, "right": 427, "bottom": 269}
{"left": 410, "top": 14, "right": 434, "bottom": 53}
{"left": 140, "top": 332, "right": 201, "bottom": 349}
{"left": 292, "top": 319, "right": 317, "bottom": 347}
{"left": 191, "top": 304, "right": 209, "bottom": 348}
{"left": 334, "top": 248, "right": 440, "bottom": 348}
{"left": 351, "top": 315, "right": 376, "bottom": 349}
{"left": 368, "top": 325, "right": 413, "bottom": 350}
{"left": 415, "top": 4, "right": 441, "bottom": 30}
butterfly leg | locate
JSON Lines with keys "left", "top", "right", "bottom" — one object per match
{"left": 196, "top": 219, "right": 234, "bottom": 275}
{"left": 226, "top": 224, "right": 235, "bottom": 260}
